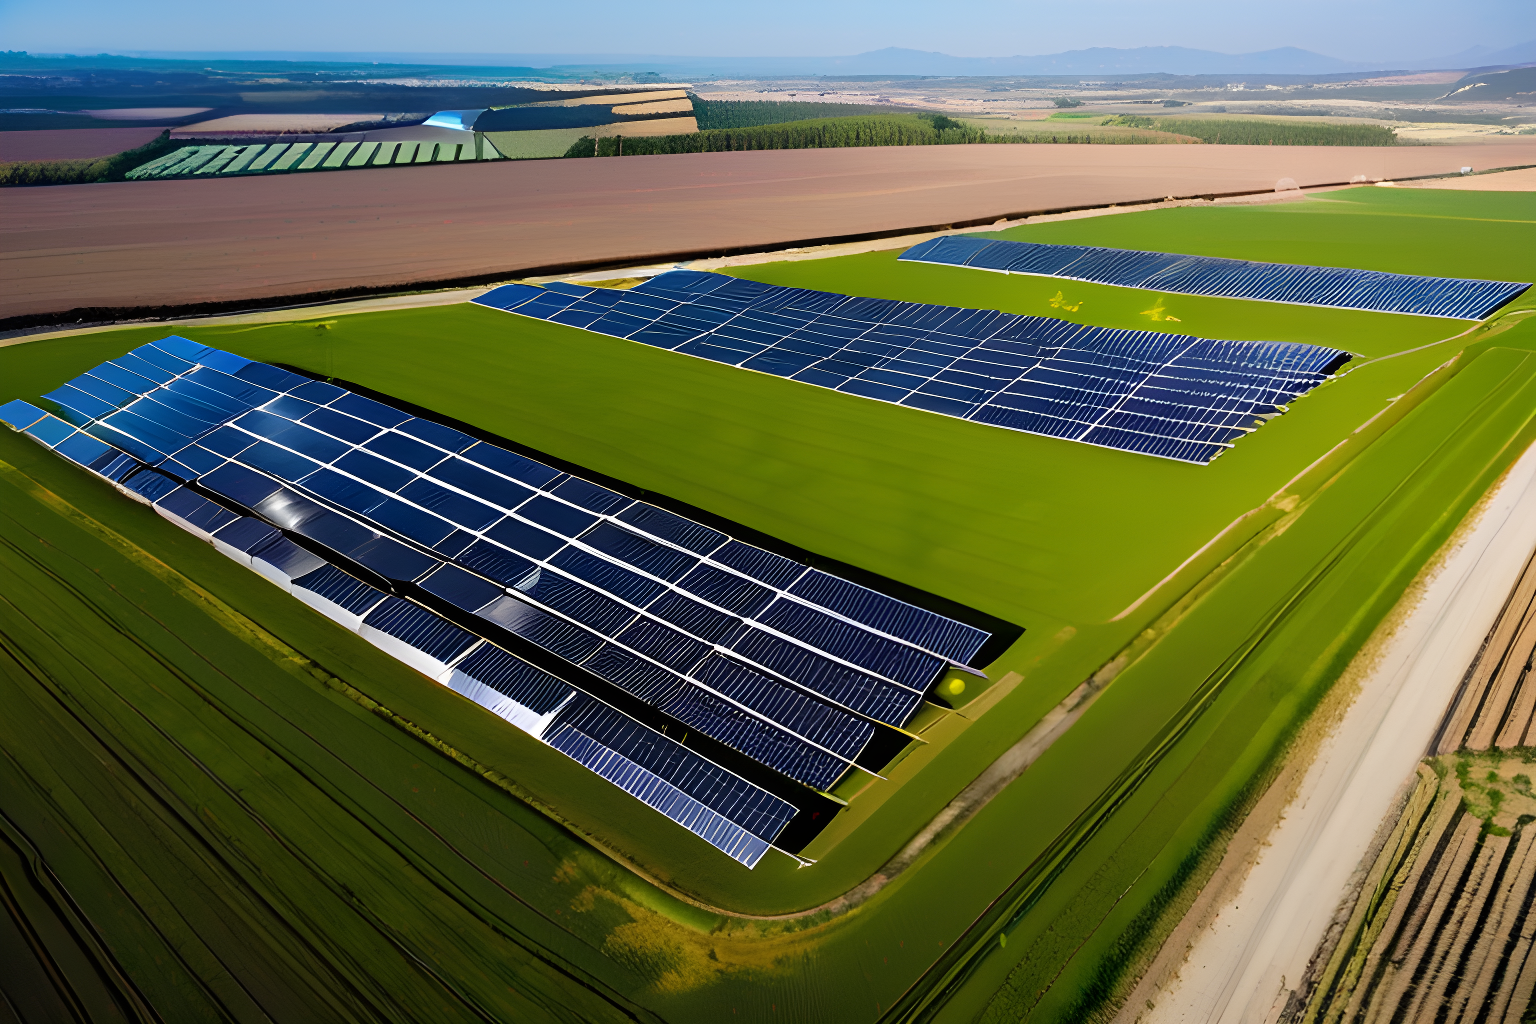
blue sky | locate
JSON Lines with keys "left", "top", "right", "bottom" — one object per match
{"left": 3, "top": 0, "right": 1529, "bottom": 64}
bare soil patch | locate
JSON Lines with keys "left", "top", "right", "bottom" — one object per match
{"left": 0, "top": 127, "right": 166, "bottom": 163}
{"left": 4, "top": 140, "right": 1536, "bottom": 325}
{"left": 1388, "top": 166, "right": 1536, "bottom": 191}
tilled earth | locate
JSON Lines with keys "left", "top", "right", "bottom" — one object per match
{"left": 5, "top": 140, "right": 1536, "bottom": 325}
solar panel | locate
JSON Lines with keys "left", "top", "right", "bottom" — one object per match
{"left": 450, "top": 643, "right": 574, "bottom": 718}
{"left": 474, "top": 272, "right": 1350, "bottom": 465}
{"left": 898, "top": 237, "right": 1530, "bottom": 321}
{"left": 9, "top": 339, "right": 1011, "bottom": 864}
{"left": 153, "top": 486, "right": 240, "bottom": 539}
{"left": 359, "top": 596, "right": 482, "bottom": 677}
{"left": 546, "top": 694, "right": 795, "bottom": 867}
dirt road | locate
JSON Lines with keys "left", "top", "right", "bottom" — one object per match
{"left": 6, "top": 141, "right": 1535, "bottom": 324}
{"left": 1130, "top": 437, "right": 1536, "bottom": 1024}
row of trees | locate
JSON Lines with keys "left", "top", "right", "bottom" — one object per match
{"left": 690, "top": 98, "right": 913, "bottom": 130}
{"left": 563, "top": 114, "right": 1206, "bottom": 157}
{"left": 1103, "top": 115, "right": 1399, "bottom": 146}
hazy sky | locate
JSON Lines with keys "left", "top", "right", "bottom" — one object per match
{"left": 4, "top": 0, "right": 1529, "bottom": 63}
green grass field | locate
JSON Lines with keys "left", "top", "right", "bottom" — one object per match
{"left": 1, "top": 187, "right": 1533, "bottom": 1021}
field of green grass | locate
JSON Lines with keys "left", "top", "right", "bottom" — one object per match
{"left": 1, "top": 187, "right": 1533, "bottom": 1021}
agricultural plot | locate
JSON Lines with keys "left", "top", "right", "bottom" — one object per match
{"left": 1300, "top": 547, "right": 1536, "bottom": 1022}
{"left": 126, "top": 135, "right": 504, "bottom": 180}
{"left": 2, "top": 187, "right": 1534, "bottom": 1022}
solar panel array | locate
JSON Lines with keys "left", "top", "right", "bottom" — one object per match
{"left": 0, "top": 335, "right": 993, "bottom": 867}
{"left": 474, "top": 271, "right": 1350, "bottom": 465}
{"left": 897, "top": 236, "right": 1530, "bottom": 322}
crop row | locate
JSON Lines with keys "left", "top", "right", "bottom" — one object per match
{"left": 125, "top": 136, "right": 503, "bottom": 180}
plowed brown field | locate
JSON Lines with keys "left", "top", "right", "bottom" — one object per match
{"left": 0, "top": 127, "right": 166, "bottom": 163}
{"left": 5, "top": 141, "right": 1535, "bottom": 325}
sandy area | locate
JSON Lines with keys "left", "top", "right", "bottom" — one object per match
{"left": 5, "top": 139, "right": 1536, "bottom": 324}
{"left": 1384, "top": 165, "right": 1536, "bottom": 190}
{"left": 612, "top": 98, "right": 695, "bottom": 116}
{"left": 1393, "top": 122, "right": 1536, "bottom": 143}
{"left": 1129, "top": 437, "right": 1536, "bottom": 1024}
{"left": 0, "top": 127, "right": 166, "bottom": 163}
{"left": 532, "top": 90, "right": 689, "bottom": 108}
{"left": 594, "top": 115, "right": 698, "bottom": 137}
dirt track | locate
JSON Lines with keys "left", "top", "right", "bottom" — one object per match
{"left": 5, "top": 141, "right": 1536, "bottom": 324}
{"left": 1127, "top": 438, "right": 1536, "bottom": 1024}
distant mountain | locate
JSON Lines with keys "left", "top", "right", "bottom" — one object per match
{"left": 801, "top": 46, "right": 1372, "bottom": 76}
{"left": 102, "top": 41, "right": 1536, "bottom": 79}
{"left": 1470, "top": 39, "right": 1536, "bottom": 68}
{"left": 1387, "top": 39, "right": 1536, "bottom": 72}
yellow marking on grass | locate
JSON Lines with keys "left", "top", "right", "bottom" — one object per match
{"left": 1048, "top": 290, "right": 1083, "bottom": 312}
{"left": 1140, "top": 297, "right": 1181, "bottom": 322}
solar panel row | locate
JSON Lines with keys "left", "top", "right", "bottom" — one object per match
{"left": 897, "top": 236, "right": 1530, "bottom": 321}
{"left": 4, "top": 334, "right": 995, "bottom": 862}
{"left": 0, "top": 395, "right": 794, "bottom": 868}
{"left": 474, "top": 271, "right": 1351, "bottom": 465}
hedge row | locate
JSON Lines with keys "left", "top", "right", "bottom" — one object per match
{"left": 690, "top": 98, "right": 911, "bottom": 130}
{"left": 1103, "top": 115, "right": 1399, "bottom": 146}
{"left": 563, "top": 114, "right": 1199, "bottom": 157}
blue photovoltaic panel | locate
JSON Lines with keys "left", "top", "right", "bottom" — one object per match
{"left": 10, "top": 339, "right": 1011, "bottom": 864}
{"left": 363, "top": 596, "right": 481, "bottom": 665}
{"left": 788, "top": 569, "right": 988, "bottom": 665}
{"left": 53, "top": 342, "right": 988, "bottom": 708}
{"left": 23, "top": 414, "right": 77, "bottom": 448}
{"left": 656, "top": 684, "right": 849, "bottom": 791}
{"left": 546, "top": 694, "right": 795, "bottom": 866}
{"left": 292, "top": 563, "right": 389, "bottom": 616}
{"left": 154, "top": 486, "right": 240, "bottom": 535}
{"left": 897, "top": 236, "right": 1530, "bottom": 321}
{"left": 452, "top": 643, "right": 574, "bottom": 716}
{"left": 694, "top": 654, "right": 874, "bottom": 761}
{"left": 472, "top": 271, "right": 1350, "bottom": 465}
{"left": 55, "top": 431, "right": 117, "bottom": 470}
{"left": 0, "top": 400, "right": 47, "bottom": 431}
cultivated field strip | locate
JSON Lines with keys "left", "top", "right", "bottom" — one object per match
{"left": 0, "top": 459, "right": 655, "bottom": 1023}
{"left": 1310, "top": 791, "right": 1536, "bottom": 1023}
{"left": 12, "top": 141, "right": 1536, "bottom": 325}
{"left": 126, "top": 136, "right": 506, "bottom": 181}
{"left": 1439, "top": 546, "right": 1536, "bottom": 754}
{"left": 1308, "top": 544, "right": 1536, "bottom": 1023}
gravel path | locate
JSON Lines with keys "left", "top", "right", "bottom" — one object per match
{"left": 1129, "top": 437, "right": 1536, "bottom": 1024}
